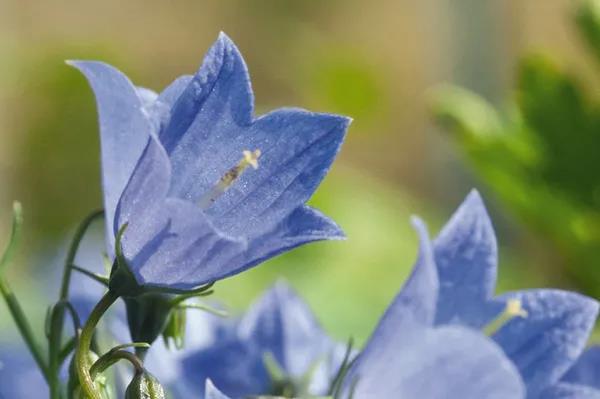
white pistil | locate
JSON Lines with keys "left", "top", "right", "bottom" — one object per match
{"left": 198, "top": 149, "right": 261, "bottom": 209}
{"left": 484, "top": 299, "right": 528, "bottom": 336}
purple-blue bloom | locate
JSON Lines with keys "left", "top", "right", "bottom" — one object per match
{"left": 428, "top": 190, "right": 600, "bottom": 398}
{"left": 146, "top": 218, "right": 527, "bottom": 399}
{"left": 70, "top": 32, "right": 350, "bottom": 292}
{"left": 145, "top": 280, "right": 345, "bottom": 398}
{"left": 340, "top": 218, "right": 526, "bottom": 399}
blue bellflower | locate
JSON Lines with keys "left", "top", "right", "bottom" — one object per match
{"left": 421, "top": 190, "right": 600, "bottom": 398}
{"left": 146, "top": 280, "right": 345, "bottom": 398}
{"left": 340, "top": 218, "right": 526, "bottom": 399}
{"left": 70, "top": 32, "right": 350, "bottom": 292}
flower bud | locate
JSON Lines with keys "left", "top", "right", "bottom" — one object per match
{"left": 125, "top": 369, "right": 165, "bottom": 399}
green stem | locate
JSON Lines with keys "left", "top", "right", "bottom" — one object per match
{"left": 59, "top": 336, "right": 77, "bottom": 364}
{"left": 90, "top": 349, "right": 144, "bottom": 379}
{"left": 76, "top": 290, "right": 118, "bottom": 399}
{"left": 0, "top": 202, "right": 49, "bottom": 380}
{"left": 50, "top": 210, "right": 103, "bottom": 398}
{"left": 59, "top": 209, "right": 104, "bottom": 300}
{"left": 0, "top": 276, "right": 49, "bottom": 379}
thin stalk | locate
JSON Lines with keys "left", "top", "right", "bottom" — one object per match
{"left": 0, "top": 202, "right": 48, "bottom": 379}
{"left": 76, "top": 290, "right": 118, "bottom": 399}
{"left": 0, "top": 277, "right": 49, "bottom": 379}
{"left": 90, "top": 349, "right": 145, "bottom": 379}
{"left": 49, "top": 210, "right": 103, "bottom": 398}
{"left": 59, "top": 209, "right": 104, "bottom": 300}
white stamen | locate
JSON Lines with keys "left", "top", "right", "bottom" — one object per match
{"left": 198, "top": 149, "right": 261, "bottom": 209}
{"left": 484, "top": 299, "right": 528, "bottom": 336}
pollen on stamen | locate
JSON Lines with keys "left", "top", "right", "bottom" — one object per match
{"left": 483, "top": 298, "right": 528, "bottom": 336}
{"left": 242, "top": 149, "right": 261, "bottom": 169}
{"left": 198, "top": 149, "right": 262, "bottom": 210}
{"left": 505, "top": 299, "right": 528, "bottom": 318}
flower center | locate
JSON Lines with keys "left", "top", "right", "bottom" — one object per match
{"left": 483, "top": 298, "right": 528, "bottom": 336}
{"left": 198, "top": 149, "right": 261, "bottom": 209}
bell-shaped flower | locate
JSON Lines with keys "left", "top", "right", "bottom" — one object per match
{"left": 339, "top": 218, "right": 526, "bottom": 399}
{"left": 69, "top": 32, "right": 350, "bottom": 293}
{"left": 430, "top": 190, "right": 600, "bottom": 398}
{"left": 144, "top": 280, "right": 345, "bottom": 398}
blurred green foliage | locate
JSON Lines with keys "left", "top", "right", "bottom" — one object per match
{"left": 12, "top": 47, "right": 127, "bottom": 244}
{"left": 432, "top": 0, "right": 600, "bottom": 297}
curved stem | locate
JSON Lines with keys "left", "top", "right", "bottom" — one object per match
{"left": 59, "top": 209, "right": 104, "bottom": 300}
{"left": 90, "top": 349, "right": 144, "bottom": 379}
{"left": 76, "top": 290, "right": 118, "bottom": 399}
{"left": 50, "top": 209, "right": 103, "bottom": 398}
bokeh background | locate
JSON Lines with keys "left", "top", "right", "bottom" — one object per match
{"left": 1, "top": 0, "right": 599, "bottom": 347}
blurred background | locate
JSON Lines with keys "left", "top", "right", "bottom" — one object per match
{"left": 0, "top": 0, "right": 599, "bottom": 346}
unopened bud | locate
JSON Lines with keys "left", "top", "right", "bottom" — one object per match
{"left": 125, "top": 369, "right": 165, "bottom": 399}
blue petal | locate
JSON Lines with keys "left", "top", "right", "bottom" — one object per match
{"left": 180, "top": 338, "right": 269, "bottom": 398}
{"left": 211, "top": 205, "right": 344, "bottom": 281}
{"left": 160, "top": 32, "right": 253, "bottom": 152}
{"left": 345, "top": 326, "right": 525, "bottom": 399}
{"left": 153, "top": 35, "right": 349, "bottom": 239}
{"left": 541, "top": 383, "right": 600, "bottom": 399}
{"left": 491, "top": 290, "right": 599, "bottom": 397}
{"left": 157, "top": 76, "right": 193, "bottom": 107}
{"left": 563, "top": 346, "right": 600, "bottom": 390}
{"left": 68, "top": 61, "right": 153, "bottom": 258}
{"left": 115, "top": 137, "right": 246, "bottom": 289}
{"left": 433, "top": 190, "right": 498, "bottom": 327}
{"left": 146, "top": 76, "right": 194, "bottom": 134}
{"left": 136, "top": 87, "right": 158, "bottom": 108}
{"left": 203, "top": 109, "right": 350, "bottom": 238}
{"left": 237, "top": 280, "right": 335, "bottom": 378}
{"left": 205, "top": 380, "right": 232, "bottom": 399}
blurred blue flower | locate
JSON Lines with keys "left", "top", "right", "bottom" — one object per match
{"left": 0, "top": 342, "right": 47, "bottom": 398}
{"left": 340, "top": 218, "right": 526, "bottom": 399}
{"left": 70, "top": 32, "right": 350, "bottom": 292}
{"left": 428, "top": 190, "right": 600, "bottom": 398}
{"left": 146, "top": 280, "right": 345, "bottom": 398}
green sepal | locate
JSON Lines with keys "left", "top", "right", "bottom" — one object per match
{"left": 124, "top": 293, "right": 174, "bottom": 350}
{"left": 108, "top": 223, "right": 145, "bottom": 297}
{"left": 162, "top": 306, "right": 187, "bottom": 350}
